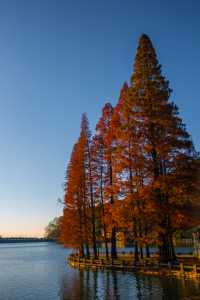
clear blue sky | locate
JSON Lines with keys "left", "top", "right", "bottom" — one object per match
{"left": 0, "top": 0, "right": 199, "bottom": 236}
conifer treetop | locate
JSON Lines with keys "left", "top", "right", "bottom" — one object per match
{"left": 131, "top": 33, "right": 169, "bottom": 99}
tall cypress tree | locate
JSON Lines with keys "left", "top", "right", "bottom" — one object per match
{"left": 131, "top": 34, "right": 199, "bottom": 262}
{"left": 92, "top": 134, "right": 109, "bottom": 259}
{"left": 96, "top": 103, "right": 118, "bottom": 259}
{"left": 61, "top": 140, "right": 89, "bottom": 257}
{"left": 80, "top": 113, "right": 98, "bottom": 259}
{"left": 110, "top": 83, "right": 154, "bottom": 262}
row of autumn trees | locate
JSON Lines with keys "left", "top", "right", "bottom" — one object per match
{"left": 60, "top": 34, "right": 200, "bottom": 263}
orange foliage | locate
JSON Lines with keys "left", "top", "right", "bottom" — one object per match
{"left": 60, "top": 34, "right": 200, "bottom": 262}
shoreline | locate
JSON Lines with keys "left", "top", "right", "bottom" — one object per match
{"left": 0, "top": 238, "right": 53, "bottom": 244}
{"left": 68, "top": 254, "right": 200, "bottom": 279}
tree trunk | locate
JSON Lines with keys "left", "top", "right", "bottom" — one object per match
{"left": 85, "top": 242, "right": 90, "bottom": 259}
{"left": 144, "top": 226, "right": 150, "bottom": 258}
{"left": 159, "top": 234, "right": 170, "bottom": 262}
{"left": 92, "top": 222, "right": 98, "bottom": 259}
{"left": 140, "top": 247, "right": 143, "bottom": 259}
{"left": 145, "top": 244, "right": 150, "bottom": 258}
{"left": 152, "top": 147, "right": 172, "bottom": 262}
{"left": 103, "top": 224, "right": 109, "bottom": 259}
{"left": 100, "top": 165, "right": 109, "bottom": 259}
{"left": 87, "top": 141, "right": 98, "bottom": 259}
{"left": 159, "top": 215, "right": 176, "bottom": 262}
{"left": 109, "top": 159, "right": 117, "bottom": 259}
{"left": 138, "top": 220, "right": 143, "bottom": 259}
{"left": 111, "top": 227, "right": 117, "bottom": 259}
{"left": 80, "top": 244, "right": 85, "bottom": 258}
{"left": 134, "top": 240, "right": 139, "bottom": 263}
{"left": 82, "top": 186, "right": 90, "bottom": 259}
{"left": 169, "top": 233, "right": 176, "bottom": 261}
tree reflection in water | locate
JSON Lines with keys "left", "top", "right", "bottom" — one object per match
{"left": 60, "top": 268, "right": 200, "bottom": 300}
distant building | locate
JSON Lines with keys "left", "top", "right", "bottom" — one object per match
{"left": 100, "top": 229, "right": 133, "bottom": 249}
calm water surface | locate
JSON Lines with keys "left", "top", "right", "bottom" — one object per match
{"left": 0, "top": 242, "right": 200, "bottom": 300}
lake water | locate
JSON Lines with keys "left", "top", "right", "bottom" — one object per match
{"left": 0, "top": 242, "right": 200, "bottom": 300}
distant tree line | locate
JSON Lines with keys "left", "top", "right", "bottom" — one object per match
{"left": 45, "top": 217, "right": 61, "bottom": 240}
{"left": 0, "top": 237, "right": 51, "bottom": 243}
{"left": 60, "top": 34, "right": 200, "bottom": 263}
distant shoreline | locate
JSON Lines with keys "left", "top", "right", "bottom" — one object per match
{"left": 0, "top": 238, "right": 53, "bottom": 243}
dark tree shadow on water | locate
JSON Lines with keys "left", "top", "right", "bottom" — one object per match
{"left": 105, "top": 271, "right": 110, "bottom": 300}
{"left": 59, "top": 269, "right": 90, "bottom": 300}
{"left": 59, "top": 268, "right": 200, "bottom": 300}
{"left": 158, "top": 276, "right": 200, "bottom": 300}
{"left": 135, "top": 274, "right": 200, "bottom": 300}
{"left": 112, "top": 271, "right": 120, "bottom": 300}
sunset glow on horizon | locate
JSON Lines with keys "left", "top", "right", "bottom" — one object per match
{"left": 1, "top": 222, "right": 45, "bottom": 238}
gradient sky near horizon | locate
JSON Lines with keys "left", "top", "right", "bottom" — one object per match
{"left": 0, "top": 0, "right": 200, "bottom": 237}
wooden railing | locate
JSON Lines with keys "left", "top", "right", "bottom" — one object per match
{"left": 68, "top": 254, "right": 200, "bottom": 278}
